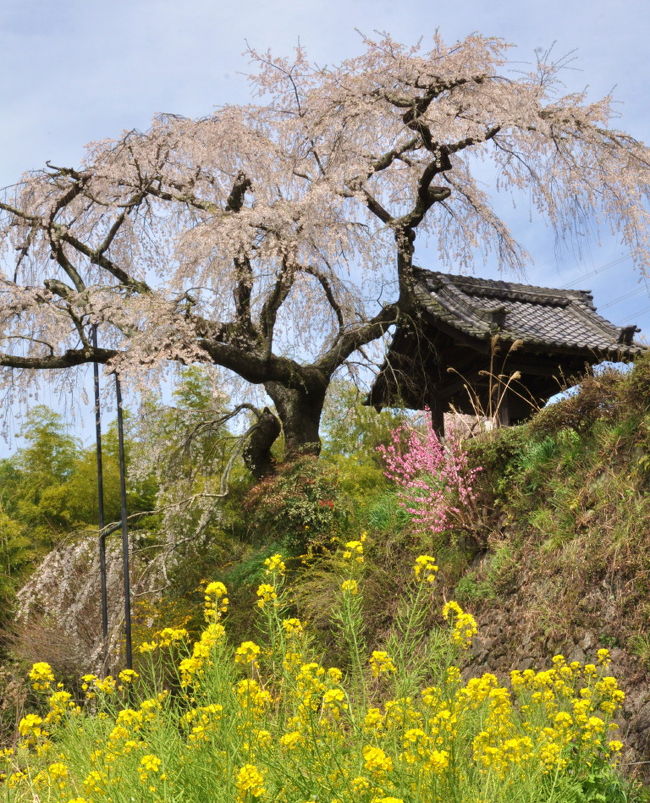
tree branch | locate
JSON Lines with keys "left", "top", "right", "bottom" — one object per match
{"left": 259, "top": 258, "right": 296, "bottom": 348}
{"left": 302, "top": 264, "right": 345, "bottom": 331}
{"left": 316, "top": 302, "right": 398, "bottom": 376}
{"left": 57, "top": 228, "right": 151, "bottom": 294}
{"left": 0, "top": 346, "right": 117, "bottom": 370}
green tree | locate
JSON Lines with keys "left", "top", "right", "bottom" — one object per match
{"left": 0, "top": 504, "right": 32, "bottom": 624}
{"left": 321, "top": 380, "right": 410, "bottom": 461}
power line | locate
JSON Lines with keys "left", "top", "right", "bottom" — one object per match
{"left": 626, "top": 304, "right": 650, "bottom": 321}
{"left": 599, "top": 287, "right": 649, "bottom": 311}
{"left": 560, "top": 254, "right": 630, "bottom": 289}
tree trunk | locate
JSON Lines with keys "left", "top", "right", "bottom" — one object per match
{"left": 243, "top": 407, "right": 282, "bottom": 480}
{"left": 265, "top": 379, "right": 327, "bottom": 461}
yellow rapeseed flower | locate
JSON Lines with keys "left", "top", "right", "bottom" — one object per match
{"left": 235, "top": 640, "right": 262, "bottom": 665}
{"left": 18, "top": 714, "right": 45, "bottom": 740}
{"left": 264, "top": 554, "right": 286, "bottom": 575}
{"left": 369, "top": 650, "right": 397, "bottom": 678}
{"left": 204, "top": 581, "right": 228, "bottom": 599}
{"left": 363, "top": 707, "right": 385, "bottom": 733}
{"left": 156, "top": 628, "right": 189, "bottom": 647}
{"left": 442, "top": 601, "right": 478, "bottom": 649}
{"left": 323, "top": 687, "right": 348, "bottom": 717}
{"left": 254, "top": 729, "right": 273, "bottom": 748}
{"left": 351, "top": 776, "right": 371, "bottom": 792}
{"left": 203, "top": 581, "right": 229, "bottom": 621}
{"left": 118, "top": 668, "right": 139, "bottom": 684}
{"left": 413, "top": 554, "right": 439, "bottom": 583}
{"left": 235, "top": 763, "right": 266, "bottom": 799}
{"left": 281, "top": 618, "right": 303, "bottom": 637}
{"left": 340, "top": 579, "right": 359, "bottom": 595}
{"left": 83, "top": 770, "right": 107, "bottom": 795}
{"left": 256, "top": 583, "right": 277, "bottom": 609}
{"left": 28, "top": 662, "right": 55, "bottom": 692}
{"left": 137, "top": 640, "right": 159, "bottom": 653}
{"left": 47, "top": 761, "right": 68, "bottom": 782}
{"left": 342, "top": 540, "right": 364, "bottom": 563}
{"left": 93, "top": 676, "right": 117, "bottom": 694}
{"left": 279, "top": 731, "right": 302, "bottom": 749}
{"left": 116, "top": 708, "right": 144, "bottom": 730}
{"left": 362, "top": 744, "right": 393, "bottom": 774}
{"left": 138, "top": 754, "right": 162, "bottom": 782}
{"left": 425, "top": 749, "right": 450, "bottom": 773}
{"left": 328, "top": 667, "right": 343, "bottom": 684}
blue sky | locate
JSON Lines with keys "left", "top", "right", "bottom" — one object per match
{"left": 1, "top": 0, "right": 649, "bottom": 451}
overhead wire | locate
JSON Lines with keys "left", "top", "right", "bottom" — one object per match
{"left": 626, "top": 304, "right": 650, "bottom": 320}
{"left": 560, "top": 254, "right": 630, "bottom": 289}
{"left": 599, "top": 287, "right": 649, "bottom": 311}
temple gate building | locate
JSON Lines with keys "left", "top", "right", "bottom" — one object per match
{"left": 368, "top": 268, "right": 645, "bottom": 433}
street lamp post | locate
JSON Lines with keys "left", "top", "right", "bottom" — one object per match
{"left": 92, "top": 326, "right": 109, "bottom": 656}
{"left": 114, "top": 372, "right": 133, "bottom": 670}
{"left": 92, "top": 325, "right": 133, "bottom": 670}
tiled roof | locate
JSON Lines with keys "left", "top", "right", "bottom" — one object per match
{"left": 411, "top": 267, "right": 644, "bottom": 356}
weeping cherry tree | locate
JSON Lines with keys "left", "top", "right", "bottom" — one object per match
{"left": 1, "top": 33, "right": 649, "bottom": 478}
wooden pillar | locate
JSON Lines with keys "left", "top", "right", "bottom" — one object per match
{"left": 429, "top": 398, "right": 445, "bottom": 438}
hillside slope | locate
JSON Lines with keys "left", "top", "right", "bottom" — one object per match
{"left": 459, "top": 358, "right": 650, "bottom": 773}
{"left": 2, "top": 357, "right": 649, "bottom": 791}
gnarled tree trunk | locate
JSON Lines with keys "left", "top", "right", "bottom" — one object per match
{"left": 242, "top": 407, "right": 282, "bottom": 480}
{"left": 252, "top": 377, "right": 327, "bottom": 471}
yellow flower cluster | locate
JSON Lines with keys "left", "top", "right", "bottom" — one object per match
{"left": 281, "top": 617, "right": 303, "bottom": 637}
{"left": 28, "top": 661, "right": 55, "bottom": 692}
{"left": 256, "top": 583, "right": 278, "bottom": 609}
{"left": 138, "top": 753, "right": 162, "bottom": 781}
{"left": 413, "top": 554, "right": 439, "bottom": 583}
{"left": 342, "top": 539, "right": 365, "bottom": 563}
{"left": 236, "top": 763, "right": 267, "bottom": 799}
{"left": 369, "top": 650, "right": 397, "bottom": 678}
{"left": 6, "top": 549, "right": 629, "bottom": 802}
{"left": 179, "top": 622, "right": 225, "bottom": 687}
{"left": 363, "top": 744, "right": 394, "bottom": 774}
{"left": 264, "top": 554, "right": 286, "bottom": 575}
{"left": 442, "top": 600, "right": 478, "bottom": 649}
{"left": 204, "top": 580, "right": 229, "bottom": 622}
{"left": 340, "top": 578, "right": 359, "bottom": 595}
{"left": 45, "top": 690, "right": 79, "bottom": 725}
{"left": 181, "top": 703, "right": 224, "bottom": 743}
{"left": 235, "top": 640, "right": 262, "bottom": 666}
{"left": 236, "top": 679, "right": 274, "bottom": 716}
{"left": 138, "top": 626, "right": 188, "bottom": 654}
{"left": 79, "top": 672, "right": 118, "bottom": 698}
{"left": 118, "top": 668, "right": 140, "bottom": 684}
{"left": 18, "top": 714, "right": 47, "bottom": 747}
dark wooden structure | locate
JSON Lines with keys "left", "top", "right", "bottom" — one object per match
{"left": 368, "top": 268, "right": 645, "bottom": 432}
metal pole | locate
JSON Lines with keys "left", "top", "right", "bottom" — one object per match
{"left": 114, "top": 373, "right": 133, "bottom": 669}
{"left": 92, "top": 326, "right": 109, "bottom": 648}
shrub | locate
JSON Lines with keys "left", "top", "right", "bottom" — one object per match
{"left": 242, "top": 456, "right": 347, "bottom": 553}
{"left": 2, "top": 541, "right": 637, "bottom": 802}
{"left": 377, "top": 413, "right": 482, "bottom": 540}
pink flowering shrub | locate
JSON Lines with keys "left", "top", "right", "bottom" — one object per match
{"left": 377, "top": 412, "right": 481, "bottom": 535}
